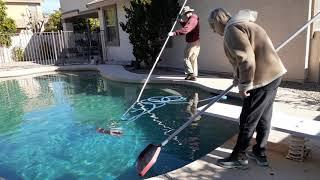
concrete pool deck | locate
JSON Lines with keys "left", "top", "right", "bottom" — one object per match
{"left": 1, "top": 63, "right": 320, "bottom": 180}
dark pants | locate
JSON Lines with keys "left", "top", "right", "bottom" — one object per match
{"left": 232, "top": 77, "right": 282, "bottom": 157}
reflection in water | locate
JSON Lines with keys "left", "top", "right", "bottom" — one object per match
{"left": 0, "top": 75, "right": 75, "bottom": 134}
{"left": 186, "top": 93, "right": 200, "bottom": 159}
{"left": 187, "top": 92, "right": 199, "bottom": 118}
{"left": 0, "top": 80, "right": 27, "bottom": 134}
{"left": 17, "top": 78, "right": 40, "bottom": 99}
{"left": 121, "top": 96, "right": 187, "bottom": 122}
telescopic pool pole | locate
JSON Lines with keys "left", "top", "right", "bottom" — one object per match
{"left": 135, "top": 0, "right": 189, "bottom": 102}
{"left": 119, "top": 0, "right": 189, "bottom": 120}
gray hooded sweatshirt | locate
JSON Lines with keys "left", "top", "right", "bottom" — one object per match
{"left": 223, "top": 10, "right": 287, "bottom": 92}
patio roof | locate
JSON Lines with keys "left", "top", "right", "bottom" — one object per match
{"left": 62, "top": 9, "right": 79, "bottom": 19}
{"left": 86, "top": 0, "right": 116, "bottom": 9}
{"left": 62, "top": 9, "right": 98, "bottom": 20}
{"left": 4, "top": 0, "right": 42, "bottom": 4}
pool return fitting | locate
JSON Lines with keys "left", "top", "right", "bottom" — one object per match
{"left": 136, "top": 10, "right": 320, "bottom": 177}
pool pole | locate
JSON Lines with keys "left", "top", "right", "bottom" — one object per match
{"left": 120, "top": 0, "right": 189, "bottom": 120}
{"left": 135, "top": 0, "right": 189, "bottom": 102}
{"left": 275, "top": 11, "right": 320, "bottom": 52}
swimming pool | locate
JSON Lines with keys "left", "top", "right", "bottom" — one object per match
{"left": 0, "top": 72, "right": 238, "bottom": 180}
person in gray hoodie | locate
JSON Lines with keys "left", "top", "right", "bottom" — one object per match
{"left": 208, "top": 8, "right": 287, "bottom": 169}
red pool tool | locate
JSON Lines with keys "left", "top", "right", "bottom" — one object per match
{"left": 136, "top": 85, "right": 234, "bottom": 176}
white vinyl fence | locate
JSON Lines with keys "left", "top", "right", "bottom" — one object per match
{"left": 0, "top": 31, "right": 102, "bottom": 65}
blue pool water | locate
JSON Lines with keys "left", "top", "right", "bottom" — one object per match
{"left": 0, "top": 72, "right": 238, "bottom": 180}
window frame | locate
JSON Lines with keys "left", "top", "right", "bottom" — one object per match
{"left": 103, "top": 4, "right": 120, "bottom": 47}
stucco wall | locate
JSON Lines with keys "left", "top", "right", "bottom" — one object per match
{"left": 5, "top": 3, "right": 42, "bottom": 28}
{"left": 308, "top": 31, "right": 320, "bottom": 82}
{"left": 315, "top": 0, "right": 320, "bottom": 30}
{"left": 160, "top": 0, "right": 310, "bottom": 82}
{"left": 59, "top": 0, "right": 92, "bottom": 13}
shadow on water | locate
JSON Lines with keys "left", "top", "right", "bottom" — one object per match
{"left": 54, "top": 173, "right": 79, "bottom": 180}
{"left": 123, "top": 117, "right": 238, "bottom": 179}
{"left": 115, "top": 152, "right": 191, "bottom": 180}
{"left": 0, "top": 165, "right": 23, "bottom": 180}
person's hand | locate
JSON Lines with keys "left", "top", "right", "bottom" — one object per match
{"left": 239, "top": 90, "right": 250, "bottom": 98}
{"left": 168, "top": 32, "right": 175, "bottom": 37}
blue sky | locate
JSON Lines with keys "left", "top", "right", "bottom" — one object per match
{"left": 42, "top": 0, "right": 61, "bottom": 13}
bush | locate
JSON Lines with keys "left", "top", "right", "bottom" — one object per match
{"left": 13, "top": 47, "right": 24, "bottom": 61}
{"left": 120, "top": 0, "right": 179, "bottom": 68}
{"left": 0, "top": 0, "right": 17, "bottom": 47}
{"left": 44, "top": 10, "right": 62, "bottom": 32}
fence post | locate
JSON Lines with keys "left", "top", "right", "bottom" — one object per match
{"left": 58, "top": 30, "right": 62, "bottom": 53}
{"left": 52, "top": 31, "right": 58, "bottom": 64}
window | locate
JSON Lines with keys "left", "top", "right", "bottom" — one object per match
{"left": 104, "top": 5, "right": 120, "bottom": 46}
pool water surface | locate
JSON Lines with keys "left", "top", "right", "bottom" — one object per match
{"left": 0, "top": 72, "right": 238, "bottom": 180}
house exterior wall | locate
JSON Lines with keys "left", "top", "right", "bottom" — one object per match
{"left": 4, "top": 0, "right": 43, "bottom": 29}
{"left": 60, "top": 0, "right": 316, "bottom": 82}
{"left": 314, "top": 0, "right": 320, "bottom": 31}
{"left": 59, "top": 0, "right": 92, "bottom": 13}
{"left": 308, "top": 0, "right": 320, "bottom": 82}
{"left": 160, "top": 0, "right": 311, "bottom": 82}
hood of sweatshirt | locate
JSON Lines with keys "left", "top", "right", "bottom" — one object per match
{"left": 224, "top": 9, "right": 258, "bottom": 35}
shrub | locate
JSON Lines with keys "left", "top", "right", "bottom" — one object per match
{"left": 13, "top": 47, "right": 24, "bottom": 61}
{"left": 120, "top": 0, "right": 179, "bottom": 68}
{"left": 0, "top": 0, "right": 17, "bottom": 47}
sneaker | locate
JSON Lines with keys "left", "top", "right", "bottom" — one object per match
{"left": 189, "top": 76, "right": 197, "bottom": 81}
{"left": 217, "top": 155, "right": 249, "bottom": 169}
{"left": 246, "top": 151, "right": 269, "bottom": 166}
{"left": 185, "top": 74, "right": 191, "bottom": 80}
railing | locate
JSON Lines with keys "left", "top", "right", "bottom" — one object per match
{"left": 0, "top": 31, "right": 103, "bottom": 66}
